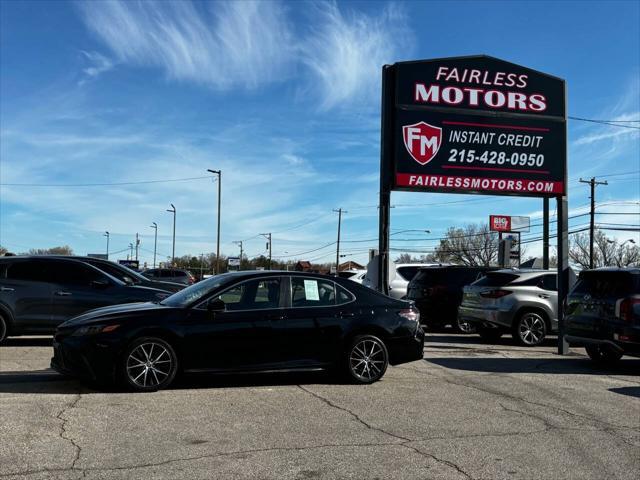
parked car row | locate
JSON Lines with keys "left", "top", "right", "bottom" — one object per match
{"left": 0, "top": 256, "right": 185, "bottom": 344}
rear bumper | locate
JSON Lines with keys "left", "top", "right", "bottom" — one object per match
{"left": 457, "top": 305, "right": 513, "bottom": 330}
{"left": 413, "top": 301, "right": 458, "bottom": 326}
{"left": 387, "top": 328, "right": 425, "bottom": 365}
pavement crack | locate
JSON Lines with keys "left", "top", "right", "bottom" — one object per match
{"left": 403, "top": 444, "right": 474, "bottom": 479}
{"left": 297, "top": 385, "right": 411, "bottom": 442}
{"left": 55, "top": 391, "right": 86, "bottom": 477}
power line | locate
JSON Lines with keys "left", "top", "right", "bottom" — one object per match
{"left": 0, "top": 175, "right": 215, "bottom": 187}
{"left": 568, "top": 116, "right": 640, "bottom": 129}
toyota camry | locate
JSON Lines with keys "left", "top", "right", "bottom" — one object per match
{"left": 51, "top": 271, "right": 424, "bottom": 391}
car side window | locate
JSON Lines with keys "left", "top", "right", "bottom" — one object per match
{"left": 540, "top": 275, "right": 557, "bottom": 292}
{"left": 52, "top": 262, "right": 105, "bottom": 286}
{"left": 336, "top": 285, "right": 355, "bottom": 305}
{"left": 216, "top": 278, "right": 281, "bottom": 311}
{"left": 6, "top": 261, "right": 52, "bottom": 282}
{"left": 291, "top": 277, "right": 335, "bottom": 307}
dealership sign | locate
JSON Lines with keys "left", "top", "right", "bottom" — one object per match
{"left": 489, "top": 215, "right": 530, "bottom": 232}
{"left": 385, "top": 56, "right": 567, "bottom": 197}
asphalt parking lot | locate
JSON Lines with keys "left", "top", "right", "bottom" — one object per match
{"left": 0, "top": 334, "right": 638, "bottom": 480}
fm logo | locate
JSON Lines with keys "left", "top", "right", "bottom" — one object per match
{"left": 402, "top": 122, "right": 442, "bottom": 165}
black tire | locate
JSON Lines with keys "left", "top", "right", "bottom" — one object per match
{"left": 477, "top": 327, "right": 503, "bottom": 342}
{"left": 512, "top": 310, "right": 547, "bottom": 347}
{"left": 585, "top": 345, "right": 623, "bottom": 364}
{"left": 453, "top": 316, "right": 477, "bottom": 334}
{"left": 120, "top": 337, "right": 178, "bottom": 392}
{"left": 345, "top": 335, "right": 388, "bottom": 384}
{"left": 0, "top": 314, "right": 7, "bottom": 345}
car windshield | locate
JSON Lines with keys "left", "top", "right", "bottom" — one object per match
{"left": 160, "top": 273, "right": 236, "bottom": 307}
{"left": 90, "top": 261, "right": 143, "bottom": 285}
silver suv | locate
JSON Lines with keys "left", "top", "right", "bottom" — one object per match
{"left": 458, "top": 269, "right": 563, "bottom": 346}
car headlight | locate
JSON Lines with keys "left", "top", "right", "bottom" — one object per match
{"left": 72, "top": 324, "right": 120, "bottom": 336}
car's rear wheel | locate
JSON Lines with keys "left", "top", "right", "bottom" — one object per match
{"left": 477, "top": 327, "right": 502, "bottom": 342}
{"left": 346, "top": 335, "right": 388, "bottom": 384}
{"left": 121, "top": 337, "right": 178, "bottom": 392}
{"left": 585, "top": 344, "right": 623, "bottom": 364}
{"left": 513, "top": 311, "right": 547, "bottom": 347}
{"left": 454, "top": 316, "right": 477, "bottom": 334}
{"left": 0, "top": 315, "right": 7, "bottom": 345}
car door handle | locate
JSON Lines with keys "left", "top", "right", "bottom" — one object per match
{"left": 0, "top": 286, "right": 14, "bottom": 292}
{"left": 338, "top": 311, "right": 355, "bottom": 318}
{"left": 266, "top": 314, "right": 285, "bottom": 321}
{"left": 55, "top": 291, "right": 72, "bottom": 296}
{"left": 538, "top": 294, "right": 550, "bottom": 299}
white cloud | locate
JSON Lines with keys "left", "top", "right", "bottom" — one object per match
{"left": 77, "top": 0, "right": 294, "bottom": 90}
{"left": 299, "top": 2, "right": 411, "bottom": 110}
{"left": 79, "top": 50, "right": 114, "bottom": 84}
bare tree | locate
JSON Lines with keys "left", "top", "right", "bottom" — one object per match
{"left": 28, "top": 245, "right": 74, "bottom": 255}
{"left": 427, "top": 223, "right": 499, "bottom": 266}
{"left": 569, "top": 229, "right": 639, "bottom": 268}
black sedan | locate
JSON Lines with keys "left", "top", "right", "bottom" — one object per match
{"left": 52, "top": 271, "right": 424, "bottom": 391}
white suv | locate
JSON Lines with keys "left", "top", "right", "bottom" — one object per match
{"left": 363, "top": 257, "right": 439, "bottom": 299}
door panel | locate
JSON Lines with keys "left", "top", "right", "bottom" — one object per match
{"left": 180, "top": 277, "right": 283, "bottom": 371}
{"left": 2, "top": 260, "right": 53, "bottom": 332}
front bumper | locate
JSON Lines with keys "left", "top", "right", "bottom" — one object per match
{"left": 387, "top": 327, "right": 425, "bottom": 365}
{"left": 51, "top": 334, "right": 120, "bottom": 382}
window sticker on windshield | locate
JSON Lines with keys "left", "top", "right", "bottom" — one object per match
{"left": 304, "top": 280, "right": 320, "bottom": 301}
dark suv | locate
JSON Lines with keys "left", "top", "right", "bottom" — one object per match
{"left": 566, "top": 268, "right": 640, "bottom": 363}
{"left": 407, "top": 266, "right": 497, "bottom": 333}
{"left": 142, "top": 268, "right": 196, "bottom": 286}
{"left": 0, "top": 256, "right": 173, "bottom": 344}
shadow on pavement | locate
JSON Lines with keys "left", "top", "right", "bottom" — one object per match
{"left": 425, "top": 356, "right": 640, "bottom": 376}
{"left": 609, "top": 386, "right": 640, "bottom": 398}
{"left": 2, "top": 337, "right": 53, "bottom": 347}
{"left": 0, "top": 369, "right": 340, "bottom": 395}
{"left": 425, "top": 333, "right": 557, "bottom": 349}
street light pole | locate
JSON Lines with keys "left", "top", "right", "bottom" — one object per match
{"left": 207, "top": 169, "right": 222, "bottom": 274}
{"left": 128, "top": 243, "right": 133, "bottom": 260}
{"left": 150, "top": 222, "right": 158, "bottom": 268}
{"left": 167, "top": 204, "right": 176, "bottom": 266}
{"left": 104, "top": 231, "right": 109, "bottom": 259}
{"left": 333, "top": 208, "right": 346, "bottom": 276}
{"left": 260, "top": 233, "right": 272, "bottom": 269}
{"left": 135, "top": 233, "right": 139, "bottom": 261}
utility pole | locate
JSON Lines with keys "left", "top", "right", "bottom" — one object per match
{"left": 200, "top": 253, "right": 205, "bottom": 280}
{"left": 104, "top": 231, "right": 109, "bottom": 260}
{"left": 135, "top": 233, "right": 140, "bottom": 261}
{"left": 260, "top": 233, "right": 272, "bottom": 269}
{"left": 207, "top": 169, "right": 222, "bottom": 274}
{"left": 167, "top": 204, "right": 176, "bottom": 266}
{"left": 128, "top": 243, "right": 133, "bottom": 260}
{"left": 579, "top": 177, "right": 608, "bottom": 268}
{"left": 150, "top": 222, "right": 158, "bottom": 268}
{"left": 233, "top": 240, "right": 243, "bottom": 270}
{"left": 333, "top": 208, "right": 346, "bottom": 276}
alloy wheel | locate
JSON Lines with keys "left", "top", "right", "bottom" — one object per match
{"left": 518, "top": 313, "right": 546, "bottom": 346}
{"left": 126, "top": 342, "right": 173, "bottom": 389}
{"left": 349, "top": 337, "right": 387, "bottom": 383}
{"left": 456, "top": 316, "right": 477, "bottom": 334}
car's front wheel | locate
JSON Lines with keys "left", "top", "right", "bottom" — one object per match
{"left": 346, "top": 335, "right": 388, "bottom": 384}
{"left": 121, "top": 337, "right": 178, "bottom": 392}
{"left": 585, "top": 344, "right": 623, "bottom": 364}
{"left": 513, "top": 311, "right": 547, "bottom": 346}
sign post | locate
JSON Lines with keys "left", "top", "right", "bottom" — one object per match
{"left": 378, "top": 55, "right": 569, "bottom": 354}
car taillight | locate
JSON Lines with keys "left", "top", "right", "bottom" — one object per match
{"left": 479, "top": 289, "right": 512, "bottom": 299}
{"left": 620, "top": 298, "right": 640, "bottom": 322}
{"left": 399, "top": 308, "right": 420, "bottom": 324}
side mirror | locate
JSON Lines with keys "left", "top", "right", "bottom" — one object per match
{"left": 207, "top": 298, "right": 226, "bottom": 312}
{"left": 91, "top": 279, "right": 110, "bottom": 289}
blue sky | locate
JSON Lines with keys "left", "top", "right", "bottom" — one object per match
{"left": 1, "top": 0, "right": 638, "bottom": 267}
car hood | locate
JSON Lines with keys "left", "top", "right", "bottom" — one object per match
{"left": 60, "top": 302, "right": 174, "bottom": 328}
